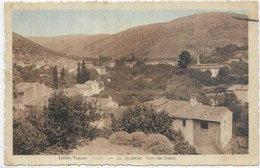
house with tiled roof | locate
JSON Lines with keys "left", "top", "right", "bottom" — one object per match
{"left": 64, "top": 80, "right": 104, "bottom": 97}
{"left": 14, "top": 82, "right": 53, "bottom": 110}
{"left": 145, "top": 96, "right": 232, "bottom": 154}
{"left": 94, "top": 66, "right": 106, "bottom": 75}
{"left": 86, "top": 96, "right": 125, "bottom": 128}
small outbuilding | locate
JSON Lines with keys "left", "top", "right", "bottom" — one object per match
{"left": 146, "top": 96, "right": 233, "bottom": 154}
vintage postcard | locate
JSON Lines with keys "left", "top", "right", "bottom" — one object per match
{"left": 4, "top": 1, "right": 259, "bottom": 166}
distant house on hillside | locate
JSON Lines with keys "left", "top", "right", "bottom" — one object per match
{"left": 17, "top": 60, "right": 25, "bottom": 67}
{"left": 15, "top": 59, "right": 45, "bottom": 69}
{"left": 125, "top": 61, "right": 137, "bottom": 68}
{"left": 86, "top": 61, "right": 94, "bottom": 68}
{"left": 228, "top": 85, "right": 248, "bottom": 103}
{"left": 94, "top": 66, "right": 106, "bottom": 75}
{"left": 14, "top": 82, "right": 53, "bottom": 110}
{"left": 145, "top": 60, "right": 177, "bottom": 66}
{"left": 64, "top": 80, "right": 104, "bottom": 97}
{"left": 106, "top": 61, "right": 116, "bottom": 68}
{"left": 146, "top": 96, "right": 232, "bottom": 154}
{"left": 189, "top": 55, "right": 231, "bottom": 78}
{"left": 68, "top": 68, "right": 76, "bottom": 74}
{"left": 35, "top": 60, "right": 45, "bottom": 69}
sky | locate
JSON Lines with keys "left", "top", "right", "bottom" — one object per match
{"left": 12, "top": 10, "right": 247, "bottom": 37}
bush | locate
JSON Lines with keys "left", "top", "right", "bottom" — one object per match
{"left": 13, "top": 91, "right": 101, "bottom": 155}
{"left": 97, "top": 127, "right": 113, "bottom": 139}
{"left": 44, "top": 91, "right": 101, "bottom": 148}
{"left": 43, "top": 145, "right": 71, "bottom": 155}
{"left": 109, "top": 131, "right": 133, "bottom": 145}
{"left": 112, "top": 106, "right": 172, "bottom": 136}
{"left": 172, "top": 130, "right": 197, "bottom": 155}
{"left": 131, "top": 132, "right": 147, "bottom": 147}
{"left": 143, "top": 134, "right": 175, "bottom": 155}
{"left": 112, "top": 105, "right": 197, "bottom": 154}
{"left": 13, "top": 119, "right": 48, "bottom": 155}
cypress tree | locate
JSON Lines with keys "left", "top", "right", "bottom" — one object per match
{"left": 81, "top": 60, "right": 90, "bottom": 84}
{"left": 60, "top": 67, "right": 66, "bottom": 88}
{"left": 52, "top": 65, "right": 59, "bottom": 89}
{"left": 76, "top": 63, "right": 81, "bottom": 84}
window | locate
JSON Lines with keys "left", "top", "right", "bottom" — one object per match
{"left": 200, "top": 121, "right": 208, "bottom": 129}
{"left": 182, "top": 119, "right": 186, "bottom": 127}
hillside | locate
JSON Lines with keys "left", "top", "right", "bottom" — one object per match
{"left": 28, "top": 34, "right": 110, "bottom": 58}
{"left": 13, "top": 33, "right": 66, "bottom": 63}
{"left": 27, "top": 12, "right": 248, "bottom": 60}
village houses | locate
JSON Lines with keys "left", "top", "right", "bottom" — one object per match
{"left": 64, "top": 80, "right": 105, "bottom": 97}
{"left": 125, "top": 61, "right": 137, "bottom": 68}
{"left": 87, "top": 96, "right": 124, "bottom": 129}
{"left": 106, "top": 61, "right": 116, "bottom": 68}
{"left": 16, "top": 59, "right": 45, "bottom": 69}
{"left": 146, "top": 95, "right": 233, "bottom": 154}
{"left": 145, "top": 60, "right": 177, "bottom": 66}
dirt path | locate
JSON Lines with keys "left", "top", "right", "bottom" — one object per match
{"left": 71, "top": 138, "right": 151, "bottom": 155}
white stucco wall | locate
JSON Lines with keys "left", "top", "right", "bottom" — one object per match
{"left": 172, "top": 119, "right": 194, "bottom": 145}
{"left": 220, "top": 112, "right": 233, "bottom": 147}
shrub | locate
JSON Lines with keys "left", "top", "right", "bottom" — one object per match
{"left": 44, "top": 145, "right": 71, "bottom": 155}
{"left": 131, "top": 132, "right": 147, "bottom": 147}
{"left": 172, "top": 130, "right": 197, "bottom": 155}
{"left": 13, "top": 91, "right": 101, "bottom": 155}
{"left": 229, "top": 136, "right": 248, "bottom": 154}
{"left": 112, "top": 105, "right": 197, "bottom": 154}
{"left": 13, "top": 119, "right": 48, "bottom": 155}
{"left": 97, "top": 127, "right": 114, "bottom": 139}
{"left": 112, "top": 106, "right": 172, "bottom": 135}
{"left": 143, "top": 134, "right": 175, "bottom": 155}
{"left": 109, "top": 131, "right": 133, "bottom": 145}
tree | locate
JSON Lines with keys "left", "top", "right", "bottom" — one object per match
{"left": 177, "top": 51, "right": 191, "bottom": 69}
{"left": 45, "top": 91, "right": 101, "bottom": 148}
{"left": 52, "top": 65, "right": 59, "bottom": 89}
{"left": 60, "top": 67, "right": 66, "bottom": 88}
{"left": 188, "top": 69, "right": 212, "bottom": 86}
{"left": 134, "top": 60, "right": 145, "bottom": 67}
{"left": 76, "top": 63, "right": 81, "bottom": 84}
{"left": 81, "top": 60, "right": 90, "bottom": 84}
{"left": 218, "top": 67, "right": 231, "bottom": 77}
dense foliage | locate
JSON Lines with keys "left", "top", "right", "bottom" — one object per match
{"left": 76, "top": 60, "right": 90, "bottom": 84}
{"left": 111, "top": 105, "right": 197, "bottom": 154}
{"left": 52, "top": 65, "right": 59, "bottom": 89}
{"left": 177, "top": 51, "right": 192, "bottom": 69}
{"left": 100, "top": 64, "right": 201, "bottom": 106}
{"left": 13, "top": 92, "right": 101, "bottom": 155}
{"left": 59, "top": 67, "right": 67, "bottom": 88}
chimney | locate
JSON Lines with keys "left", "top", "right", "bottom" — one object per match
{"left": 190, "top": 94, "right": 198, "bottom": 106}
